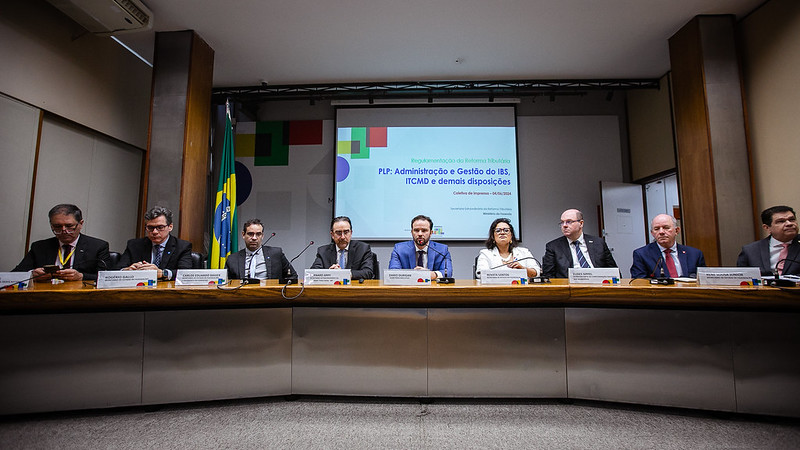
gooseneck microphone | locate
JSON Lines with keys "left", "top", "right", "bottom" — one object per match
{"left": 264, "top": 232, "right": 276, "bottom": 244}
{"left": 489, "top": 256, "right": 537, "bottom": 270}
{"left": 485, "top": 256, "right": 550, "bottom": 284}
{"left": 650, "top": 254, "right": 674, "bottom": 285}
{"left": 768, "top": 257, "right": 799, "bottom": 287}
{"left": 427, "top": 244, "right": 455, "bottom": 284}
{"left": 280, "top": 241, "right": 314, "bottom": 285}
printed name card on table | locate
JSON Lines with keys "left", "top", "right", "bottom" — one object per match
{"left": 304, "top": 269, "right": 352, "bottom": 285}
{"left": 479, "top": 268, "right": 528, "bottom": 285}
{"left": 696, "top": 267, "right": 762, "bottom": 286}
{"left": 175, "top": 269, "right": 228, "bottom": 286}
{"left": 568, "top": 268, "right": 621, "bottom": 285}
{"left": 383, "top": 269, "right": 432, "bottom": 285}
{"left": 0, "top": 271, "right": 32, "bottom": 290}
{"left": 96, "top": 270, "right": 158, "bottom": 289}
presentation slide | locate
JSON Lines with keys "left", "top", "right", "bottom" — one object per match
{"left": 334, "top": 106, "right": 520, "bottom": 240}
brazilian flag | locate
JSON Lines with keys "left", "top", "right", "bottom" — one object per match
{"left": 210, "top": 100, "right": 237, "bottom": 269}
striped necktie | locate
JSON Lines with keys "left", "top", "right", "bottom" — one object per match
{"left": 573, "top": 241, "right": 590, "bottom": 268}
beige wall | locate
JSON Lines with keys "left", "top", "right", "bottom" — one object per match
{"left": 0, "top": 1, "right": 151, "bottom": 148}
{"left": 627, "top": 75, "right": 676, "bottom": 181}
{"left": 739, "top": 0, "right": 800, "bottom": 233}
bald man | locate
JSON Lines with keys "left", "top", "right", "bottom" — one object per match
{"left": 630, "top": 214, "right": 706, "bottom": 279}
{"left": 541, "top": 208, "right": 617, "bottom": 278}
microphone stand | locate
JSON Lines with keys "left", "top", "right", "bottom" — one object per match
{"left": 427, "top": 244, "right": 455, "bottom": 284}
{"left": 766, "top": 257, "right": 799, "bottom": 287}
{"left": 650, "top": 255, "right": 674, "bottom": 285}
{"left": 280, "top": 241, "right": 314, "bottom": 285}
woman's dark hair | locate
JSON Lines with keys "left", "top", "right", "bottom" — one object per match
{"left": 484, "top": 218, "right": 518, "bottom": 250}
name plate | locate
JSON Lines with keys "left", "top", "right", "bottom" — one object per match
{"left": 97, "top": 270, "right": 158, "bottom": 289}
{"left": 568, "top": 268, "right": 621, "bottom": 285}
{"left": 175, "top": 269, "right": 228, "bottom": 286}
{"left": 0, "top": 271, "right": 32, "bottom": 290}
{"left": 383, "top": 269, "right": 431, "bottom": 285}
{"left": 697, "top": 267, "right": 762, "bottom": 286}
{"left": 480, "top": 268, "right": 528, "bottom": 285}
{"left": 304, "top": 269, "right": 352, "bottom": 285}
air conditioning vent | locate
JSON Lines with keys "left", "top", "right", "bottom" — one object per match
{"left": 45, "top": 0, "right": 153, "bottom": 35}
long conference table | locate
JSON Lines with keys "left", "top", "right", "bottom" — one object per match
{"left": 1, "top": 279, "right": 799, "bottom": 417}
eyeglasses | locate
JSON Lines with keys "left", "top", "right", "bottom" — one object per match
{"left": 146, "top": 224, "right": 169, "bottom": 232}
{"left": 51, "top": 224, "right": 79, "bottom": 234}
{"left": 559, "top": 220, "right": 581, "bottom": 226}
{"left": 494, "top": 228, "right": 511, "bottom": 234}
{"left": 332, "top": 229, "right": 352, "bottom": 237}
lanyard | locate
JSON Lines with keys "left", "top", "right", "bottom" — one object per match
{"left": 59, "top": 245, "right": 75, "bottom": 268}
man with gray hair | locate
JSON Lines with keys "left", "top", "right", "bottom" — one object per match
{"left": 630, "top": 213, "right": 705, "bottom": 279}
{"left": 13, "top": 203, "right": 110, "bottom": 281}
{"left": 119, "top": 206, "right": 192, "bottom": 280}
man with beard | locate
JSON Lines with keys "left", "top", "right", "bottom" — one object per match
{"left": 225, "top": 218, "right": 296, "bottom": 281}
{"left": 388, "top": 214, "right": 452, "bottom": 279}
{"left": 311, "top": 216, "right": 375, "bottom": 280}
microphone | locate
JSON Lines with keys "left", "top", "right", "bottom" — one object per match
{"left": 264, "top": 232, "right": 276, "bottom": 244}
{"left": 767, "top": 257, "right": 799, "bottom": 287}
{"left": 280, "top": 240, "right": 314, "bottom": 284}
{"left": 650, "top": 254, "right": 674, "bottom": 285}
{"left": 427, "top": 243, "right": 455, "bottom": 284}
{"left": 484, "top": 256, "right": 550, "bottom": 284}
{"left": 489, "top": 256, "right": 536, "bottom": 270}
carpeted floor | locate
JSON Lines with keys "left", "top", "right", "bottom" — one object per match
{"left": 1, "top": 397, "right": 799, "bottom": 449}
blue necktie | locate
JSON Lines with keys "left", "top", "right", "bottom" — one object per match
{"left": 153, "top": 245, "right": 163, "bottom": 267}
{"left": 573, "top": 241, "right": 589, "bottom": 268}
{"left": 338, "top": 249, "right": 346, "bottom": 267}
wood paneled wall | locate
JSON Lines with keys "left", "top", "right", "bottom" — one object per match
{"left": 668, "top": 16, "right": 754, "bottom": 266}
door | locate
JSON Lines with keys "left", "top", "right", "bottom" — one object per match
{"left": 600, "top": 181, "right": 647, "bottom": 278}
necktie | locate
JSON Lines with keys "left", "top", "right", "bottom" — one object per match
{"left": 61, "top": 244, "right": 72, "bottom": 268}
{"left": 777, "top": 243, "right": 790, "bottom": 275}
{"left": 417, "top": 250, "right": 424, "bottom": 268}
{"left": 153, "top": 245, "right": 163, "bottom": 267}
{"left": 573, "top": 241, "right": 589, "bottom": 268}
{"left": 664, "top": 248, "right": 679, "bottom": 277}
{"left": 249, "top": 250, "right": 259, "bottom": 279}
{"left": 339, "top": 249, "right": 346, "bottom": 267}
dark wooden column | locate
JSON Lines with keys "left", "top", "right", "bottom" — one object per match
{"left": 669, "top": 15, "right": 754, "bottom": 266}
{"left": 143, "top": 30, "right": 214, "bottom": 251}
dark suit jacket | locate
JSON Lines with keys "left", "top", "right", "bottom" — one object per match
{"left": 541, "top": 234, "right": 617, "bottom": 278}
{"left": 630, "top": 242, "right": 706, "bottom": 278}
{"left": 225, "top": 245, "right": 297, "bottom": 280}
{"left": 388, "top": 240, "right": 453, "bottom": 277}
{"left": 311, "top": 239, "right": 375, "bottom": 280}
{"left": 118, "top": 235, "right": 192, "bottom": 279}
{"left": 13, "top": 234, "right": 110, "bottom": 281}
{"left": 737, "top": 236, "right": 800, "bottom": 276}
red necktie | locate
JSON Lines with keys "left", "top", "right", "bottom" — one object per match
{"left": 664, "top": 248, "right": 678, "bottom": 277}
{"left": 777, "top": 243, "right": 789, "bottom": 275}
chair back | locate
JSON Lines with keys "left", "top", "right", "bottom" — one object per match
{"left": 108, "top": 251, "right": 121, "bottom": 270}
{"left": 191, "top": 252, "right": 205, "bottom": 269}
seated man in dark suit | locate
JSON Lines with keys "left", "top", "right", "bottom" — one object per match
{"left": 225, "top": 218, "right": 297, "bottom": 281}
{"left": 737, "top": 205, "right": 799, "bottom": 276}
{"left": 311, "top": 216, "right": 375, "bottom": 280}
{"left": 630, "top": 214, "right": 706, "bottom": 278}
{"left": 388, "top": 214, "right": 452, "bottom": 279}
{"left": 542, "top": 208, "right": 617, "bottom": 278}
{"left": 14, "top": 203, "right": 110, "bottom": 281}
{"left": 119, "top": 206, "right": 192, "bottom": 280}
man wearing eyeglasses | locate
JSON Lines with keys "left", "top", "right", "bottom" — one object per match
{"left": 541, "top": 208, "right": 617, "bottom": 278}
{"left": 118, "top": 206, "right": 192, "bottom": 280}
{"left": 225, "top": 218, "right": 296, "bottom": 281}
{"left": 310, "top": 216, "right": 375, "bottom": 280}
{"left": 13, "top": 204, "right": 110, "bottom": 281}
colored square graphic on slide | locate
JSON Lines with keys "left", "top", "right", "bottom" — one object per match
{"left": 337, "top": 127, "right": 388, "bottom": 160}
